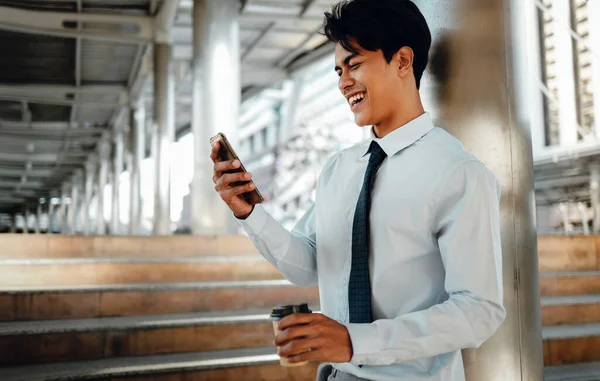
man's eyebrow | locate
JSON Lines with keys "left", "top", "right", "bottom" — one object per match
{"left": 334, "top": 53, "right": 359, "bottom": 72}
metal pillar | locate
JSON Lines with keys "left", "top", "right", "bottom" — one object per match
{"left": 190, "top": 0, "right": 240, "bottom": 235}
{"left": 524, "top": 0, "right": 545, "bottom": 155}
{"left": 112, "top": 125, "right": 126, "bottom": 235}
{"left": 590, "top": 163, "right": 600, "bottom": 234}
{"left": 83, "top": 155, "right": 96, "bottom": 235}
{"left": 69, "top": 170, "right": 82, "bottom": 235}
{"left": 129, "top": 106, "right": 145, "bottom": 235}
{"left": 96, "top": 134, "right": 111, "bottom": 236}
{"left": 589, "top": 0, "right": 600, "bottom": 138}
{"left": 422, "top": 0, "right": 543, "bottom": 379}
{"left": 551, "top": 0, "right": 579, "bottom": 145}
{"left": 153, "top": 43, "right": 175, "bottom": 235}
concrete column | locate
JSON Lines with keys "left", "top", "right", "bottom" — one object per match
{"left": 129, "top": 106, "right": 145, "bottom": 235}
{"left": 590, "top": 162, "right": 600, "bottom": 234}
{"left": 559, "top": 203, "right": 571, "bottom": 235}
{"left": 96, "top": 134, "right": 112, "bottom": 236}
{"left": 112, "top": 125, "right": 126, "bottom": 235}
{"left": 577, "top": 202, "right": 590, "bottom": 235}
{"left": 190, "top": 0, "right": 240, "bottom": 235}
{"left": 279, "top": 78, "right": 304, "bottom": 144}
{"left": 23, "top": 209, "right": 30, "bottom": 235}
{"left": 588, "top": 0, "right": 600, "bottom": 138}
{"left": 423, "top": 0, "right": 543, "bottom": 379}
{"left": 10, "top": 215, "right": 16, "bottom": 233}
{"left": 59, "top": 182, "right": 70, "bottom": 233}
{"left": 153, "top": 43, "right": 175, "bottom": 235}
{"left": 47, "top": 192, "right": 57, "bottom": 234}
{"left": 83, "top": 155, "right": 97, "bottom": 236}
{"left": 35, "top": 203, "right": 42, "bottom": 234}
{"left": 68, "top": 170, "right": 82, "bottom": 235}
{"left": 551, "top": 0, "right": 579, "bottom": 145}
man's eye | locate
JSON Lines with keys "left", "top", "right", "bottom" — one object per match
{"left": 350, "top": 63, "right": 361, "bottom": 70}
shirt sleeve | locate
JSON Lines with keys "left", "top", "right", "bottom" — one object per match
{"left": 344, "top": 160, "right": 506, "bottom": 366}
{"left": 237, "top": 202, "right": 318, "bottom": 287}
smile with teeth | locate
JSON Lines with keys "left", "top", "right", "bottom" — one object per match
{"left": 349, "top": 92, "right": 366, "bottom": 107}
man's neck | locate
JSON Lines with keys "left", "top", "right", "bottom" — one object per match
{"left": 373, "top": 104, "right": 425, "bottom": 138}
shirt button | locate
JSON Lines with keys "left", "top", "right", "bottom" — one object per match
{"left": 342, "top": 278, "right": 347, "bottom": 285}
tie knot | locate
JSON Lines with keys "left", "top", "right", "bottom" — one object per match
{"left": 367, "top": 141, "right": 387, "bottom": 167}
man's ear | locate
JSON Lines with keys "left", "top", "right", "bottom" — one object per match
{"left": 396, "top": 46, "right": 414, "bottom": 77}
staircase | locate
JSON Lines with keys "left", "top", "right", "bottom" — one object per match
{"left": 539, "top": 236, "right": 600, "bottom": 381}
{"left": 3, "top": 234, "right": 599, "bottom": 380}
{"left": 0, "top": 235, "right": 321, "bottom": 380}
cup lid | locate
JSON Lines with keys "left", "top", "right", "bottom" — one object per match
{"left": 270, "top": 303, "right": 312, "bottom": 318}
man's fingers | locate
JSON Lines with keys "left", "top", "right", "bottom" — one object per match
{"left": 274, "top": 324, "right": 315, "bottom": 347}
{"left": 278, "top": 312, "right": 323, "bottom": 331}
{"left": 230, "top": 182, "right": 256, "bottom": 196}
{"left": 210, "top": 142, "right": 220, "bottom": 162}
{"left": 278, "top": 337, "right": 323, "bottom": 358}
{"left": 286, "top": 346, "right": 323, "bottom": 364}
{"left": 219, "top": 183, "right": 255, "bottom": 202}
{"left": 221, "top": 172, "right": 251, "bottom": 186}
{"left": 214, "top": 159, "right": 241, "bottom": 172}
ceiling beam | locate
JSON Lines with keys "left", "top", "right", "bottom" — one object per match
{"left": 534, "top": 175, "right": 591, "bottom": 190}
{"left": 0, "top": 153, "right": 59, "bottom": 162}
{"left": 286, "top": 42, "right": 335, "bottom": 73}
{"left": 0, "top": 169, "right": 53, "bottom": 177}
{"left": 155, "top": 0, "right": 181, "bottom": 43}
{"left": 0, "top": 84, "right": 127, "bottom": 99}
{"left": 0, "top": 123, "right": 105, "bottom": 134}
{"left": 242, "top": 22, "right": 275, "bottom": 61}
{"left": 0, "top": 84, "right": 128, "bottom": 109}
{"left": 0, "top": 5, "right": 155, "bottom": 43}
{"left": 0, "top": 181, "right": 42, "bottom": 189}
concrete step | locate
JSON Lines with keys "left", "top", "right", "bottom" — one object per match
{"left": 543, "top": 323, "right": 600, "bottom": 366}
{"left": 0, "top": 280, "right": 320, "bottom": 322}
{"left": 0, "top": 235, "right": 258, "bottom": 259}
{"left": 541, "top": 295, "right": 600, "bottom": 326}
{"left": 544, "top": 361, "right": 600, "bottom": 381}
{"left": 540, "top": 271, "right": 600, "bottom": 297}
{"left": 0, "top": 309, "right": 321, "bottom": 366}
{"left": 538, "top": 236, "right": 600, "bottom": 273}
{"left": 0, "top": 256, "right": 283, "bottom": 286}
{"left": 0, "top": 347, "right": 320, "bottom": 381}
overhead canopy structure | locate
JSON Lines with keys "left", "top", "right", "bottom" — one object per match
{"left": 0, "top": 0, "right": 335, "bottom": 214}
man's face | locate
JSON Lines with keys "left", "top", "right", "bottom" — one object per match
{"left": 335, "top": 42, "right": 402, "bottom": 128}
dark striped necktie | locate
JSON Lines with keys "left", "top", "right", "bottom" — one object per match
{"left": 349, "top": 140, "right": 387, "bottom": 324}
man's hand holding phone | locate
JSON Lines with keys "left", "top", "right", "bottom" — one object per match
{"left": 211, "top": 141, "right": 256, "bottom": 219}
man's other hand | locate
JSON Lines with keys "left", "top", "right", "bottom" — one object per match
{"left": 274, "top": 312, "right": 354, "bottom": 364}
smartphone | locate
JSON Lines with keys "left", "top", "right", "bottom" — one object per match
{"left": 210, "top": 132, "right": 264, "bottom": 205}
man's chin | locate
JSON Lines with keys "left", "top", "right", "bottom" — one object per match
{"left": 353, "top": 114, "right": 371, "bottom": 127}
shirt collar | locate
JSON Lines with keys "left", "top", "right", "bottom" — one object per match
{"left": 362, "top": 112, "right": 435, "bottom": 158}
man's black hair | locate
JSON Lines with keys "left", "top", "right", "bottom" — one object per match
{"left": 322, "top": 0, "right": 432, "bottom": 89}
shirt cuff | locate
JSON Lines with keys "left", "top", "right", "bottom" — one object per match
{"left": 236, "top": 204, "right": 268, "bottom": 236}
{"left": 344, "top": 323, "right": 383, "bottom": 364}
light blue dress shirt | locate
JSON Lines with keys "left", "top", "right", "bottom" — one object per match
{"left": 237, "top": 112, "right": 506, "bottom": 381}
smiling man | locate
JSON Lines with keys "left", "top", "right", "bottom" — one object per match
{"left": 210, "top": 0, "right": 506, "bottom": 380}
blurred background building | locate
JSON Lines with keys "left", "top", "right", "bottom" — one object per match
{"left": 0, "top": 0, "right": 597, "bottom": 238}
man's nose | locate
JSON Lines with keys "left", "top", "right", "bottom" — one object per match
{"left": 338, "top": 73, "right": 354, "bottom": 93}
